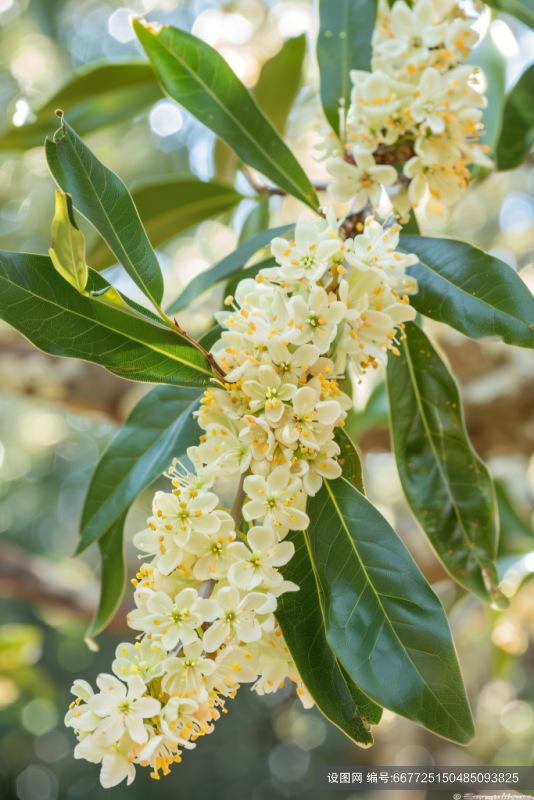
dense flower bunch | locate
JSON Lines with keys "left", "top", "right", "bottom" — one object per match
{"left": 64, "top": 213, "right": 419, "bottom": 787}
{"left": 317, "top": 0, "right": 492, "bottom": 218}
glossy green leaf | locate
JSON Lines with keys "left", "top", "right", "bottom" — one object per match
{"left": 45, "top": 118, "right": 164, "bottom": 310}
{"left": 166, "top": 224, "right": 292, "bottom": 315}
{"left": 0, "top": 63, "right": 162, "bottom": 151}
{"left": 317, "top": 0, "right": 377, "bottom": 136}
{"left": 277, "top": 527, "right": 382, "bottom": 746}
{"left": 0, "top": 251, "right": 213, "bottom": 387}
{"left": 495, "top": 63, "right": 534, "bottom": 171}
{"left": 79, "top": 386, "right": 201, "bottom": 553}
{"left": 387, "top": 321, "right": 506, "bottom": 608}
{"left": 86, "top": 268, "right": 163, "bottom": 325}
{"left": 495, "top": 479, "right": 534, "bottom": 557}
{"left": 483, "top": 0, "right": 534, "bottom": 31}
{"left": 344, "top": 380, "right": 389, "bottom": 442}
{"left": 307, "top": 476, "right": 476, "bottom": 743}
{"left": 85, "top": 509, "right": 128, "bottom": 646}
{"left": 88, "top": 178, "right": 243, "bottom": 271}
{"left": 133, "top": 20, "right": 319, "bottom": 211}
{"left": 334, "top": 427, "right": 364, "bottom": 493}
{"left": 254, "top": 35, "right": 306, "bottom": 134}
{"left": 49, "top": 190, "right": 88, "bottom": 293}
{"left": 400, "top": 235, "right": 534, "bottom": 348}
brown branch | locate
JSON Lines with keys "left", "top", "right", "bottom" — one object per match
{"left": 173, "top": 318, "right": 226, "bottom": 380}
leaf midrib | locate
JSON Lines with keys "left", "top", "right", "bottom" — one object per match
{"left": 0, "top": 271, "right": 213, "bottom": 377}
{"left": 151, "top": 29, "right": 317, "bottom": 210}
{"left": 323, "top": 476, "right": 471, "bottom": 738}
{"left": 293, "top": 526, "right": 374, "bottom": 741}
{"left": 51, "top": 133, "right": 161, "bottom": 308}
{"left": 401, "top": 333, "right": 492, "bottom": 591}
{"left": 401, "top": 241, "right": 534, "bottom": 335}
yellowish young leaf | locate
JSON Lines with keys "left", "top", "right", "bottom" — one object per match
{"left": 48, "top": 189, "right": 88, "bottom": 294}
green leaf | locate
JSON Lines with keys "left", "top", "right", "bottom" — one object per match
{"left": 254, "top": 35, "right": 306, "bottom": 134}
{"left": 49, "top": 190, "right": 88, "bottom": 293}
{"left": 400, "top": 235, "right": 534, "bottom": 348}
{"left": 334, "top": 427, "right": 364, "bottom": 493}
{"left": 317, "top": 0, "right": 377, "bottom": 137}
{"left": 133, "top": 19, "right": 319, "bottom": 211}
{"left": 45, "top": 118, "right": 165, "bottom": 310}
{"left": 483, "top": 0, "right": 534, "bottom": 31}
{"left": 495, "top": 479, "right": 534, "bottom": 557}
{"left": 277, "top": 527, "right": 382, "bottom": 746}
{"left": 238, "top": 196, "right": 270, "bottom": 246}
{"left": 306, "top": 476, "right": 476, "bottom": 744}
{"left": 495, "top": 63, "right": 534, "bottom": 171}
{"left": 0, "top": 62, "right": 162, "bottom": 151}
{"left": 344, "top": 380, "right": 389, "bottom": 442}
{"left": 166, "top": 224, "right": 292, "bottom": 315}
{"left": 88, "top": 178, "right": 244, "bottom": 271}
{"left": 0, "top": 251, "right": 214, "bottom": 387}
{"left": 79, "top": 386, "right": 201, "bottom": 553}
{"left": 387, "top": 321, "right": 507, "bottom": 608}
{"left": 85, "top": 509, "right": 128, "bottom": 647}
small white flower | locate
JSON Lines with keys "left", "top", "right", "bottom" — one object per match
{"left": 151, "top": 488, "right": 221, "bottom": 548}
{"left": 242, "top": 364, "right": 296, "bottom": 424}
{"left": 239, "top": 414, "right": 276, "bottom": 463}
{"left": 203, "top": 586, "right": 275, "bottom": 652}
{"left": 89, "top": 674, "right": 161, "bottom": 747}
{"left": 271, "top": 219, "right": 340, "bottom": 282}
{"left": 278, "top": 385, "right": 342, "bottom": 448}
{"left": 326, "top": 153, "right": 397, "bottom": 209}
{"left": 75, "top": 731, "right": 136, "bottom": 788}
{"left": 292, "top": 287, "right": 346, "bottom": 353}
{"left": 130, "top": 588, "right": 220, "bottom": 650}
{"left": 161, "top": 640, "right": 216, "bottom": 701}
{"left": 183, "top": 512, "right": 236, "bottom": 581}
{"left": 205, "top": 645, "right": 258, "bottom": 696}
{"left": 266, "top": 340, "right": 320, "bottom": 384}
{"left": 112, "top": 640, "right": 167, "bottom": 685}
{"left": 242, "top": 464, "right": 309, "bottom": 531}
{"left": 227, "top": 526, "right": 295, "bottom": 592}
{"left": 160, "top": 696, "right": 201, "bottom": 740}
{"left": 65, "top": 679, "right": 101, "bottom": 733}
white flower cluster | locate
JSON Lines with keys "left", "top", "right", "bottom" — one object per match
{"left": 318, "top": 0, "right": 492, "bottom": 218}
{"left": 65, "top": 214, "right": 418, "bottom": 787}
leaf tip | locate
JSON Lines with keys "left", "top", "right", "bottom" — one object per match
{"left": 84, "top": 635, "right": 99, "bottom": 652}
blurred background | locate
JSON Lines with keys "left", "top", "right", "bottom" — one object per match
{"left": 1, "top": 0, "right": 534, "bottom": 798}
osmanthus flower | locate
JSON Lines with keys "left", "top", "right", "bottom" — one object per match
{"left": 227, "top": 526, "right": 295, "bottom": 592}
{"left": 160, "top": 696, "right": 202, "bottom": 740}
{"left": 65, "top": 679, "right": 102, "bottom": 734}
{"left": 75, "top": 731, "right": 136, "bottom": 789}
{"left": 403, "top": 157, "right": 463, "bottom": 215}
{"left": 271, "top": 218, "right": 340, "bottom": 283}
{"left": 238, "top": 414, "right": 276, "bottom": 464}
{"left": 136, "top": 727, "right": 195, "bottom": 781}
{"left": 242, "top": 364, "right": 297, "bottom": 424}
{"left": 183, "top": 512, "right": 236, "bottom": 581}
{"left": 129, "top": 587, "right": 220, "bottom": 649}
{"left": 292, "top": 287, "right": 346, "bottom": 353}
{"left": 277, "top": 385, "right": 342, "bottom": 449}
{"left": 194, "top": 418, "right": 252, "bottom": 478}
{"left": 151, "top": 488, "right": 222, "bottom": 548}
{"left": 132, "top": 524, "right": 185, "bottom": 576}
{"left": 203, "top": 586, "right": 276, "bottom": 652}
{"left": 372, "top": 0, "right": 448, "bottom": 71}
{"left": 242, "top": 464, "right": 309, "bottom": 531}
{"left": 348, "top": 69, "right": 409, "bottom": 141}
{"left": 205, "top": 645, "right": 258, "bottom": 697}
{"left": 343, "top": 217, "right": 419, "bottom": 289}
{"left": 326, "top": 153, "right": 397, "bottom": 210}
{"left": 266, "top": 339, "right": 320, "bottom": 385}
{"left": 161, "top": 640, "right": 216, "bottom": 701}
{"left": 89, "top": 674, "right": 161, "bottom": 748}
{"left": 112, "top": 641, "right": 167, "bottom": 684}
{"left": 300, "top": 438, "right": 343, "bottom": 496}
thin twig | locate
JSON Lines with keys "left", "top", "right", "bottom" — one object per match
{"left": 173, "top": 318, "right": 226, "bottom": 379}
